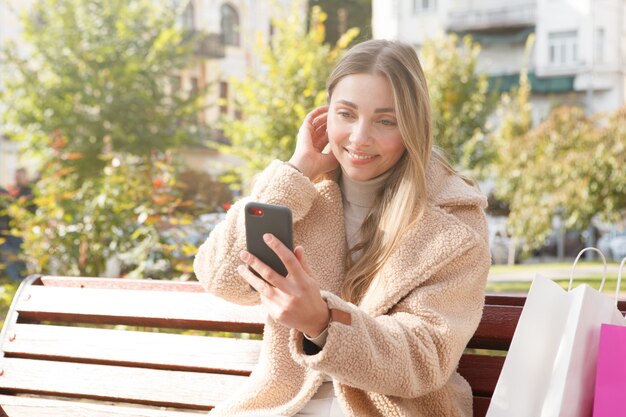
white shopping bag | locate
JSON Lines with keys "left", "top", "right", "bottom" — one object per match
{"left": 487, "top": 248, "right": 626, "bottom": 417}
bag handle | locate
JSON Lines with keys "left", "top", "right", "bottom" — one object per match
{"left": 615, "top": 257, "right": 626, "bottom": 307}
{"left": 567, "top": 247, "right": 607, "bottom": 292}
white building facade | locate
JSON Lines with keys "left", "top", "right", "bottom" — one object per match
{"left": 373, "top": 0, "right": 626, "bottom": 121}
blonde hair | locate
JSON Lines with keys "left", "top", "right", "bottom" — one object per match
{"left": 325, "top": 39, "right": 453, "bottom": 304}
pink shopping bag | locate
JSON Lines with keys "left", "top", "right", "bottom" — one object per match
{"left": 593, "top": 323, "right": 626, "bottom": 417}
{"left": 593, "top": 257, "right": 626, "bottom": 417}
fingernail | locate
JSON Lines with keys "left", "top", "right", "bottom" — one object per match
{"left": 263, "top": 233, "right": 272, "bottom": 243}
{"left": 240, "top": 251, "right": 249, "bottom": 262}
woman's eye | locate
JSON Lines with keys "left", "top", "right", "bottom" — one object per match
{"left": 338, "top": 111, "right": 353, "bottom": 119}
{"left": 379, "top": 119, "right": 396, "bottom": 126}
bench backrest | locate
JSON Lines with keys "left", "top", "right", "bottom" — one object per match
{"left": 1, "top": 275, "right": 623, "bottom": 417}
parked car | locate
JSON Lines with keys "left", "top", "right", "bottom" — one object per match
{"left": 487, "top": 215, "right": 520, "bottom": 265}
{"left": 160, "top": 212, "right": 227, "bottom": 254}
{"left": 597, "top": 229, "right": 626, "bottom": 261}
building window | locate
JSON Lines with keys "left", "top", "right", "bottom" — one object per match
{"left": 221, "top": 4, "right": 240, "bottom": 46}
{"left": 181, "top": 1, "right": 194, "bottom": 30}
{"left": 171, "top": 76, "right": 182, "bottom": 94}
{"left": 548, "top": 31, "right": 578, "bottom": 66}
{"left": 413, "top": 0, "right": 436, "bottom": 13}
{"left": 219, "top": 81, "right": 229, "bottom": 114}
{"left": 595, "top": 28, "right": 605, "bottom": 64}
{"left": 190, "top": 77, "right": 199, "bottom": 95}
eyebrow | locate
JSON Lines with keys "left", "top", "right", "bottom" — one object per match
{"left": 336, "top": 99, "right": 395, "bottom": 114}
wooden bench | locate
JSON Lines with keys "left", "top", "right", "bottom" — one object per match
{"left": 0, "top": 275, "right": 620, "bottom": 416}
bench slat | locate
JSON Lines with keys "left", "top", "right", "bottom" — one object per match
{"left": 467, "top": 305, "right": 522, "bottom": 350}
{"left": 15, "top": 286, "right": 266, "bottom": 333}
{"left": 484, "top": 294, "right": 525, "bottom": 306}
{"left": 0, "top": 357, "right": 245, "bottom": 409}
{"left": 0, "top": 394, "right": 204, "bottom": 417}
{"left": 39, "top": 276, "right": 207, "bottom": 293}
{"left": 472, "top": 395, "right": 490, "bottom": 417}
{"left": 3, "top": 324, "right": 261, "bottom": 375}
{"left": 457, "top": 354, "right": 504, "bottom": 397}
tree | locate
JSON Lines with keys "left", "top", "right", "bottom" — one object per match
{"left": 488, "top": 36, "right": 534, "bottom": 210}
{"left": 8, "top": 147, "right": 196, "bottom": 278}
{"left": 308, "top": 0, "right": 372, "bottom": 45}
{"left": 0, "top": 0, "right": 210, "bottom": 278}
{"left": 491, "top": 105, "right": 625, "bottom": 251}
{"left": 489, "top": 34, "right": 626, "bottom": 250}
{"left": 0, "top": 0, "right": 205, "bottom": 178}
{"left": 219, "top": 6, "right": 358, "bottom": 184}
{"left": 421, "top": 34, "right": 497, "bottom": 172}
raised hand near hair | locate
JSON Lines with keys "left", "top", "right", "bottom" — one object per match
{"left": 288, "top": 106, "right": 339, "bottom": 180}
{"left": 237, "top": 234, "right": 331, "bottom": 338}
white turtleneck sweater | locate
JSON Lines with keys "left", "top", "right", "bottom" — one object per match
{"left": 339, "top": 168, "right": 391, "bottom": 259}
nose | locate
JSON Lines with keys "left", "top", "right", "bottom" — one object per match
{"left": 350, "top": 120, "right": 371, "bottom": 146}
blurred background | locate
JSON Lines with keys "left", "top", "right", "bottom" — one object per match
{"left": 0, "top": 0, "right": 624, "bottom": 304}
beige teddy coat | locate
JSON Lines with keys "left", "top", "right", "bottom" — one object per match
{"left": 194, "top": 160, "right": 490, "bottom": 417}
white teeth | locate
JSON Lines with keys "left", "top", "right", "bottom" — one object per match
{"left": 347, "top": 150, "right": 375, "bottom": 160}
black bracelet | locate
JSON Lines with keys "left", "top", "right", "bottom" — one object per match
{"left": 285, "top": 162, "right": 303, "bottom": 174}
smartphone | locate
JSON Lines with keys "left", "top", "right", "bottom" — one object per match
{"left": 244, "top": 202, "right": 293, "bottom": 278}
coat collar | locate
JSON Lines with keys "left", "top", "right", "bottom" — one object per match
{"left": 425, "top": 158, "right": 487, "bottom": 209}
{"left": 324, "top": 158, "right": 487, "bottom": 209}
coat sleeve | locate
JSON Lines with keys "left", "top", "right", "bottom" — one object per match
{"left": 288, "top": 209, "right": 490, "bottom": 398}
{"left": 193, "top": 161, "right": 318, "bottom": 305}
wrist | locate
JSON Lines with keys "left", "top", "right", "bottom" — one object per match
{"left": 304, "top": 306, "right": 331, "bottom": 338}
{"left": 287, "top": 157, "right": 314, "bottom": 179}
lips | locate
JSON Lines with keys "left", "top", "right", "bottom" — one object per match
{"left": 345, "top": 148, "right": 377, "bottom": 161}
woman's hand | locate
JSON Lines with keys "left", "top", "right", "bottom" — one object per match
{"left": 237, "top": 233, "right": 330, "bottom": 337}
{"left": 288, "top": 105, "right": 338, "bottom": 180}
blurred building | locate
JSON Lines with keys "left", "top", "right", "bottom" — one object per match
{"left": 372, "top": 0, "right": 626, "bottom": 121}
{"left": 0, "top": 0, "right": 306, "bottom": 185}
{"left": 173, "top": 0, "right": 306, "bottom": 177}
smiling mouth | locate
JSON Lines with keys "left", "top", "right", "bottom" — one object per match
{"left": 345, "top": 149, "right": 377, "bottom": 160}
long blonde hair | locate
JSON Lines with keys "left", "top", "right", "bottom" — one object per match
{"left": 326, "top": 39, "right": 451, "bottom": 304}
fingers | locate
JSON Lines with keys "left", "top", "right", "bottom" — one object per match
{"left": 294, "top": 246, "right": 312, "bottom": 275}
{"left": 238, "top": 233, "right": 300, "bottom": 292}
{"left": 237, "top": 264, "right": 275, "bottom": 297}
{"left": 311, "top": 107, "right": 328, "bottom": 126}
{"left": 308, "top": 105, "right": 328, "bottom": 120}
{"left": 261, "top": 233, "right": 303, "bottom": 275}
{"left": 313, "top": 120, "right": 327, "bottom": 138}
{"left": 238, "top": 250, "right": 286, "bottom": 291}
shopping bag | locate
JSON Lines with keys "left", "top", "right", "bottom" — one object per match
{"left": 487, "top": 248, "right": 626, "bottom": 417}
{"left": 592, "top": 257, "right": 626, "bottom": 417}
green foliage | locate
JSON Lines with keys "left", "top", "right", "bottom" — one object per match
{"left": 0, "top": 0, "right": 206, "bottom": 177}
{"left": 488, "top": 35, "right": 534, "bottom": 204}
{"left": 421, "top": 34, "right": 497, "bottom": 172}
{"left": 493, "top": 105, "right": 626, "bottom": 250}
{"left": 8, "top": 142, "right": 200, "bottom": 279}
{"left": 0, "top": 0, "right": 218, "bottom": 279}
{"left": 0, "top": 278, "right": 19, "bottom": 328}
{"left": 219, "top": 6, "right": 358, "bottom": 184}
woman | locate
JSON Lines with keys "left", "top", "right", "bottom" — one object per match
{"left": 194, "top": 39, "right": 490, "bottom": 417}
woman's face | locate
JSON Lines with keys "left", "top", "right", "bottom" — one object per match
{"left": 327, "top": 73, "right": 406, "bottom": 182}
